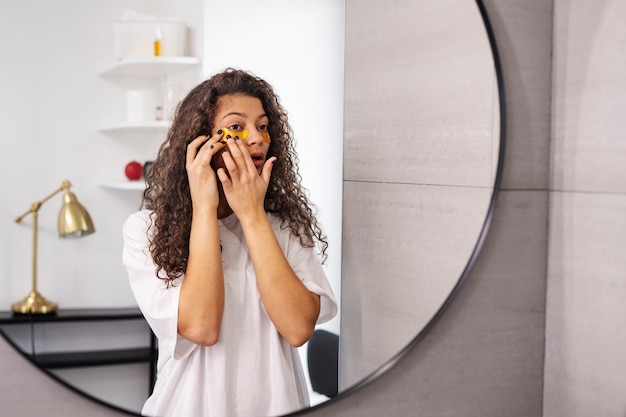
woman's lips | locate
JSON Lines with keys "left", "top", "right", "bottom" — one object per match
{"left": 250, "top": 151, "right": 265, "bottom": 169}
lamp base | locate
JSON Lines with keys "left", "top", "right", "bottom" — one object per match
{"left": 12, "top": 290, "right": 57, "bottom": 314}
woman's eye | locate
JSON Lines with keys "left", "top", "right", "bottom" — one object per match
{"left": 258, "top": 124, "right": 269, "bottom": 131}
{"left": 227, "top": 124, "right": 243, "bottom": 131}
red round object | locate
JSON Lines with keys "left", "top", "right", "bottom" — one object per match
{"left": 125, "top": 161, "right": 143, "bottom": 180}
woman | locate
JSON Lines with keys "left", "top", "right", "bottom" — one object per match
{"left": 122, "top": 68, "right": 337, "bottom": 417}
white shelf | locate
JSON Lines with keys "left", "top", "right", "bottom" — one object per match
{"left": 99, "top": 56, "right": 200, "bottom": 77}
{"left": 98, "top": 56, "right": 200, "bottom": 192}
{"left": 98, "top": 179, "right": 146, "bottom": 191}
{"left": 99, "top": 120, "right": 170, "bottom": 134}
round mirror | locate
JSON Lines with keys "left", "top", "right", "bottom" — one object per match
{"left": 0, "top": 0, "right": 503, "bottom": 415}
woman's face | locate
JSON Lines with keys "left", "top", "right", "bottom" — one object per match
{"left": 211, "top": 94, "right": 271, "bottom": 175}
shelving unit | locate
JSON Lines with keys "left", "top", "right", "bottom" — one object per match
{"left": 98, "top": 120, "right": 170, "bottom": 135}
{"left": 99, "top": 180, "right": 146, "bottom": 191}
{"left": 99, "top": 56, "right": 200, "bottom": 78}
{"left": 0, "top": 307, "right": 156, "bottom": 390}
{"left": 98, "top": 56, "right": 200, "bottom": 190}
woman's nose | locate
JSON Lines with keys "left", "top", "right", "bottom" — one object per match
{"left": 245, "top": 130, "right": 261, "bottom": 145}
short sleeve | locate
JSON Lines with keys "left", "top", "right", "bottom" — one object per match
{"left": 122, "top": 210, "right": 196, "bottom": 359}
{"left": 283, "top": 230, "right": 338, "bottom": 325}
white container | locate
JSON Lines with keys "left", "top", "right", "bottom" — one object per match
{"left": 114, "top": 21, "right": 188, "bottom": 59}
{"left": 126, "top": 89, "right": 158, "bottom": 122}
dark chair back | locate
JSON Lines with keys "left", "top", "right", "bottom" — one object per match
{"left": 307, "top": 329, "right": 339, "bottom": 398}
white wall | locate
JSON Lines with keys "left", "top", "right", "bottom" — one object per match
{"left": 1, "top": 0, "right": 160, "bottom": 312}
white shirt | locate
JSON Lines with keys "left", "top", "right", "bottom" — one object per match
{"left": 122, "top": 210, "right": 337, "bottom": 417}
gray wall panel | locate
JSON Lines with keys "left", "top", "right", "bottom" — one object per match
{"left": 340, "top": 181, "right": 491, "bottom": 388}
{"left": 340, "top": 0, "right": 500, "bottom": 393}
{"left": 545, "top": 1, "right": 626, "bottom": 415}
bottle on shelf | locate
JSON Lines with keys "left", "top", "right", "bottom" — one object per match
{"left": 154, "top": 26, "right": 162, "bottom": 57}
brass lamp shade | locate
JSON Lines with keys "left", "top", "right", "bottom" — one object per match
{"left": 58, "top": 190, "right": 95, "bottom": 238}
{"left": 12, "top": 180, "right": 95, "bottom": 314}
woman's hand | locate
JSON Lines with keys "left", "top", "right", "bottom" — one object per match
{"left": 217, "top": 136, "right": 276, "bottom": 222}
{"left": 186, "top": 132, "right": 226, "bottom": 211}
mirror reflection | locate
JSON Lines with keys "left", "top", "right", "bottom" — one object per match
{"left": 0, "top": 0, "right": 501, "bottom": 415}
{"left": 340, "top": 0, "right": 499, "bottom": 389}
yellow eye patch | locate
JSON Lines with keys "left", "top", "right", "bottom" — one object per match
{"left": 221, "top": 127, "right": 271, "bottom": 143}
{"left": 222, "top": 127, "right": 248, "bottom": 140}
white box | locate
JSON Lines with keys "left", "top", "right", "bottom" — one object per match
{"left": 126, "top": 89, "right": 158, "bottom": 122}
{"left": 114, "top": 21, "right": 188, "bottom": 59}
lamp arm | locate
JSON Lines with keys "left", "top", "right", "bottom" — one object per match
{"left": 14, "top": 181, "right": 71, "bottom": 223}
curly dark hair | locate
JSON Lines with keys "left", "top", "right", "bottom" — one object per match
{"left": 141, "top": 68, "right": 328, "bottom": 284}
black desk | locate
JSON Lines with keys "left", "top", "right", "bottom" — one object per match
{"left": 0, "top": 307, "right": 156, "bottom": 390}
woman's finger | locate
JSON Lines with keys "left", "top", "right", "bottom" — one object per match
{"left": 233, "top": 136, "right": 259, "bottom": 173}
{"left": 186, "top": 135, "right": 209, "bottom": 166}
{"left": 220, "top": 146, "right": 239, "bottom": 180}
{"left": 223, "top": 136, "right": 255, "bottom": 176}
{"left": 261, "top": 157, "right": 277, "bottom": 184}
{"left": 216, "top": 167, "right": 231, "bottom": 186}
{"left": 187, "top": 131, "right": 226, "bottom": 168}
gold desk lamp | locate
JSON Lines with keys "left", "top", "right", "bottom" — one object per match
{"left": 12, "top": 180, "right": 95, "bottom": 314}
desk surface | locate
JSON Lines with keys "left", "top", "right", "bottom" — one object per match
{"left": 0, "top": 307, "right": 143, "bottom": 324}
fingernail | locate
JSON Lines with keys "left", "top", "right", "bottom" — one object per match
{"left": 226, "top": 135, "right": 232, "bottom": 140}
{"left": 217, "top": 129, "right": 223, "bottom": 135}
{"left": 209, "top": 145, "right": 214, "bottom": 149}
{"left": 234, "top": 136, "right": 240, "bottom": 140}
